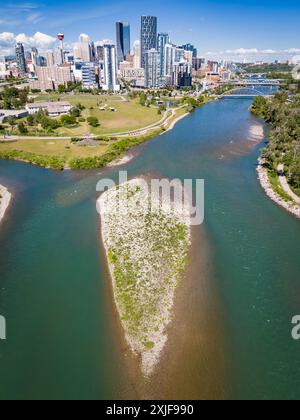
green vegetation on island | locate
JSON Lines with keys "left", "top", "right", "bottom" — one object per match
{"left": 99, "top": 179, "right": 191, "bottom": 376}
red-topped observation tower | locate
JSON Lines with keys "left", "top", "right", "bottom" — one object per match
{"left": 57, "top": 33, "right": 64, "bottom": 51}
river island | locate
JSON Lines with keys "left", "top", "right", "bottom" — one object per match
{"left": 0, "top": 184, "right": 11, "bottom": 224}
{"left": 98, "top": 178, "right": 191, "bottom": 376}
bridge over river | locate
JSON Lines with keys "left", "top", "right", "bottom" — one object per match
{"left": 219, "top": 84, "right": 280, "bottom": 98}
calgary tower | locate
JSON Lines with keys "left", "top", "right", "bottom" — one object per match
{"left": 57, "top": 33, "right": 64, "bottom": 50}
{"left": 57, "top": 33, "right": 65, "bottom": 64}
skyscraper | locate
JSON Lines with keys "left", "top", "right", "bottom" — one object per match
{"left": 173, "top": 62, "right": 192, "bottom": 88}
{"left": 82, "top": 62, "right": 98, "bottom": 89}
{"left": 157, "top": 33, "right": 169, "bottom": 77}
{"left": 133, "top": 40, "right": 141, "bottom": 69}
{"left": 145, "top": 49, "right": 161, "bottom": 88}
{"left": 15, "top": 43, "right": 26, "bottom": 75}
{"left": 103, "top": 42, "right": 120, "bottom": 91}
{"left": 116, "top": 21, "right": 131, "bottom": 66}
{"left": 180, "top": 43, "right": 198, "bottom": 58}
{"left": 140, "top": 16, "right": 157, "bottom": 69}
{"left": 74, "top": 34, "right": 91, "bottom": 62}
{"left": 46, "top": 52, "right": 55, "bottom": 67}
{"left": 164, "top": 43, "right": 176, "bottom": 80}
{"left": 96, "top": 45, "right": 104, "bottom": 61}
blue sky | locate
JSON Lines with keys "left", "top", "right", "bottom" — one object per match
{"left": 0, "top": 0, "right": 300, "bottom": 61}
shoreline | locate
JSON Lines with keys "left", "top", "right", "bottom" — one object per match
{"left": 98, "top": 178, "right": 191, "bottom": 377}
{"left": 162, "top": 112, "right": 190, "bottom": 133}
{"left": 257, "top": 157, "right": 300, "bottom": 219}
{"left": 0, "top": 107, "right": 191, "bottom": 171}
{"left": 0, "top": 184, "right": 12, "bottom": 224}
{"left": 107, "top": 152, "right": 136, "bottom": 168}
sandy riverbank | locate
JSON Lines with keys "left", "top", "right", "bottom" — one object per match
{"left": 107, "top": 153, "right": 136, "bottom": 168}
{"left": 257, "top": 158, "right": 300, "bottom": 219}
{"left": 98, "top": 178, "right": 191, "bottom": 377}
{"left": 163, "top": 113, "right": 190, "bottom": 133}
{"left": 0, "top": 184, "right": 11, "bottom": 224}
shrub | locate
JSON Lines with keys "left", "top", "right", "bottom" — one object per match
{"left": 60, "top": 115, "right": 77, "bottom": 127}
{"left": 87, "top": 116, "right": 99, "bottom": 127}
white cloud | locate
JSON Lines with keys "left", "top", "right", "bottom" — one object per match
{"left": 225, "top": 48, "right": 259, "bottom": 55}
{"left": 0, "top": 31, "right": 56, "bottom": 56}
{"left": 284, "top": 48, "right": 300, "bottom": 54}
{"left": 15, "top": 32, "right": 56, "bottom": 49}
{"left": 261, "top": 49, "right": 277, "bottom": 54}
{"left": 204, "top": 47, "right": 300, "bottom": 62}
{"left": 0, "top": 32, "right": 15, "bottom": 47}
{"left": 27, "top": 13, "right": 44, "bottom": 24}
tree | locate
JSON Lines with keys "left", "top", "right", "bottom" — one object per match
{"left": 60, "top": 115, "right": 77, "bottom": 127}
{"left": 87, "top": 116, "right": 99, "bottom": 127}
{"left": 139, "top": 92, "right": 146, "bottom": 106}
{"left": 58, "top": 84, "right": 66, "bottom": 93}
{"left": 18, "top": 122, "right": 28, "bottom": 134}
{"left": 7, "top": 117, "right": 16, "bottom": 133}
{"left": 70, "top": 107, "right": 81, "bottom": 117}
{"left": 76, "top": 102, "right": 85, "bottom": 111}
{"left": 27, "top": 114, "right": 34, "bottom": 125}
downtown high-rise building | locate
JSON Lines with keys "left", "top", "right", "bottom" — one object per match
{"left": 103, "top": 42, "right": 120, "bottom": 91}
{"left": 180, "top": 43, "right": 198, "bottom": 58}
{"left": 74, "top": 34, "right": 91, "bottom": 62}
{"left": 82, "top": 62, "right": 99, "bottom": 89}
{"left": 164, "top": 43, "right": 177, "bottom": 79}
{"left": 173, "top": 61, "right": 192, "bottom": 88}
{"left": 133, "top": 40, "right": 141, "bottom": 69}
{"left": 116, "top": 21, "right": 131, "bottom": 66}
{"left": 96, "top": 45, "right": 104, "bottom": 61}
{"left": 15, "top": 43, "right": 26, "bottom": 75}
{"left": 30, "top": 65, "right": 73, "bottom": 90}
{"left": 45, "top": 52, "right": 55, "bottom": 67}
{"left": 157, "top": 33, "right": 169, "bottom": 77}
{"left": 145, "top": 48, "right": 161, "bottom": 88}
{"left": 140, "top": 16, "right": 157, "bottom": 68}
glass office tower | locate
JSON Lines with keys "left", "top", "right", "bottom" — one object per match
{"left": 140, "top": 16, "right": 157, "bottom": 68}
{"left": 15, "top": 43, "right": 26, "bottom": 75}
{"left": 157, "top": 33, "right": 169, "bottom": 77}
{"left": 116, "top": 21, "right": 131, "bottom": 66}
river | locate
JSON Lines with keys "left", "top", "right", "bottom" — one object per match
{"left": 0, "top": 97, "right": 300, "bottom": 400}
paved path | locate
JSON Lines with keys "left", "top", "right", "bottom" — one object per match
{"left": 277, "top": 164, "right": 300, "bottom": 204}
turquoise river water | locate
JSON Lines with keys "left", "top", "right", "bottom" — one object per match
{"left": 0, "top": 97, "right": 300, "bottom": 400}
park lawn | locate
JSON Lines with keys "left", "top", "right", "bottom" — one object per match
{"left": 34, "top": 93, "right": 65, "bottom": 101}
{"left": 20, "top": 94, "right": 162, "bottom": 137}
{"left": 66, "top": 95, "right": 162, "bottom": 134}
{"left": 89, "top": 100, "right": 162, "bottom": 135}
{"left": 64, "top": 94, "right": 126, "bottom": 107}
{"left": 55, "top": 97, "right": 161, "bottom": 136}
{"left": 0, "top": 139, "right": 109, "bottom": 161}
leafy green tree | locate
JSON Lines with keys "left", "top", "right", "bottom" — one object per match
{"left": 27, "top": 114, "right": 34, "bottom": 125}
{"left": 58, "top": 84, "right": 66, "bottom": 93}
{"left": 60, "top": 115, "right": 77, "bottom": 127}
{"left": 18, "top": 122, "right": 28, "bottom": 134}
{"left": 70, "top": 107, "right": 81, "bottom": 117}
{"left": 87, "top": 116, "right": 99, "bottom": 127}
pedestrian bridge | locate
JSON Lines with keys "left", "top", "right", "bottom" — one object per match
{"left": 219, "top": 86, "right": 276, "bottom": 98}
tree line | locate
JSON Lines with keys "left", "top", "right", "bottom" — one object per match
{"left": 251, "top": 91, "right": 300, "bottom": 191}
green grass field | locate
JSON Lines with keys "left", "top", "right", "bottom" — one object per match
{"left": 0, "top": 103, "right": 189, "bottom": 170}
{"left": 0, "top": 139, "right": 108, "bottom": 160}
{"left": 22, "top": 94, "right": 162, "bottom": 137}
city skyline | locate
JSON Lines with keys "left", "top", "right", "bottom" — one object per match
{"left": 0, "top": 0, "right": 300, "bottom": 62}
